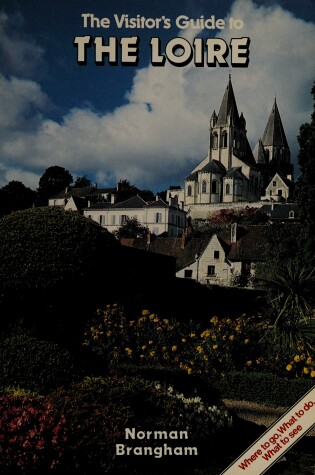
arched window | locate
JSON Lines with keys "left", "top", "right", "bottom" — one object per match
{"left": 212, "top": 133, "right": 218, "bottom": 149}
{"left": 221, "top": 131, "right": 227, "bottom": 148}
{"left": 289, "top": 211, "right": 295, "bottom": 219}
{"left": 226, "top": 183, "right": 231, "bottom": 195}
{"left": 202, "top": 180, "right": 207, "bottom": 193}
{"left": 187, "top": 185, "right": 192, "bottom": 197}
{"left": 211, "top": 180, "right": 217, "bottom": 194}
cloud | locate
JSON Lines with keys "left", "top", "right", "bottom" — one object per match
{"left": 0, "top": 0, "right": 314, "bottom": 191}
{"left": 0, "top": 10, "right": 45, "bottom": 78}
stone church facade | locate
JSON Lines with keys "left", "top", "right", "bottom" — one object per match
{"left": 183, "top": 75, "right": 293, "bottom": 210}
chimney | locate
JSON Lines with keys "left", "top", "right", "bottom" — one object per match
{"left": 111, "top": 193, "right": 116, "bottom": 204}
{"left": 87, "top": 200, "right": 91, "bottom": 208}
{"left": 156, "top": 194, "right": 159, "bottom": 201}
{"left": 94, "top": 182, "right": 97, "bottom": 188}
{"left": 231, "top": 223, "right": 237, "bottom": 243}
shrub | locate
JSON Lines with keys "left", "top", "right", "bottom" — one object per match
{"left": 0, "top": 334, "right": 76, "bottom": 394}
{"left": 0, "top": 393, "right": 69, "bottom": 474}
{"left": 48, "top": 375, "right": 234, "bottom": 474}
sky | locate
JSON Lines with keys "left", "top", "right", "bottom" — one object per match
{"left": 0, "top": 0, "right": 315, "bottom": 193}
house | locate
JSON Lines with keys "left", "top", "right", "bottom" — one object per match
{"left": 262, "top": 173, "right": 294, "bottom": 201}
{"left": 259, "top": 203, "right": 300, "bottom": 222}
{"left": 121, "top": 224, "right": 266, "bottom": 287}
{"left": 48, "top": 185, "right": 113, "bottom": 213}
{"left": 83, "top": 194, "right": 187, "bottom": 237}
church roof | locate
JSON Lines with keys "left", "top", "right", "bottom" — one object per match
{"left": 225, "top": 167, "right": 247, "bottom": 180}
{"left": 216, "top": 75, "right": 240, "bottom": 127}
{"left": 262, "top": 99, "right": 289, "bottom": 148}
{"left": 201, "top": 160, "right": 226, "bottom": 174}
{"left": 253, "top": 139, "right": 268, "bottom": 165}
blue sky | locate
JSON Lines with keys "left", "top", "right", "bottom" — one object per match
{"left": 0, "top": 0, "right": 315, "bottom": 192}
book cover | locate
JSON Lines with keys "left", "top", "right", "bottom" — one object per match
{"left": 0, "top": 0, "right": 315, "bottom": 474}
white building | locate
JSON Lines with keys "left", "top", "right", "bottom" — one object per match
{"left": 83, "top": 194, "right": 187, "bottom": 237}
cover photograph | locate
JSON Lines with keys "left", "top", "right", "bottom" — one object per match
{"left": 0, "top": 0, "right": 315, "bottom": 474}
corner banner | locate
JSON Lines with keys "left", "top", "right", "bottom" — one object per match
{"left": 220, "top": 385, "right": 315, "bottom": 475}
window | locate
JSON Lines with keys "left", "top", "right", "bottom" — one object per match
{"left": 212, "top": 133, "right": 218, "bottom": 149}
{"left": 111, "top": 215, "right": 116, "bottom": 225}
{"left": 155, "top": 212, "right": 162, "bottom": 223}
{"left": 99, "top": 215, "right": 105, "bottom": 226}
{"left": 214, "top": 250, "right": 220, "bottom": 259}
{"left": 221, "top": 131, "right": 227, "bottom": 148}
{"left": 273, "top": 181, "right": 277, "bottom": 187}
{"left": 207, "top": 265, "right": 215, "bottom": 276}
{"left": 187, "top": 185, "right": 192, "bottom": 197}
{"left": 289, "top": 211, "right": 295, "bottom": 219}
{"left": 184, "top": 269, "right": 193, "bottom": 278}
{"left": 202, "top": 180, "right": 207, "bottom": 193}
{"left": 211, "top": 180, "right": 217, "bottom": 194}
{"left": 226, "top": 183, "right": 231, "bottom": 195}
{"left": 277, "top": 189, "right": 283, "bottom": 196}
{"left": 120, "top": 215, "right": 127, "bottom": 224}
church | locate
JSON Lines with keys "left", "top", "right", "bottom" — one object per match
{"left": 182, "top": 75, "right": 294, "bottom": 210}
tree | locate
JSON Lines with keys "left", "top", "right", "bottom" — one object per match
{"left": 37, "top": 166, "right": 73, "bottom": 205}
{"left": 116, "top": 179, "right": 138, "bottom": 202}
{"left": 0, "top": 180, "right": 36, "bottom": 217}
{"left": 294, "top": 81, "right": 315, "bottom": 265}
{"left": 113, "top": 217, "right": 149, "bottom": 239}
{"left": 74, "top": 176, "right": 92, "bottom": 188}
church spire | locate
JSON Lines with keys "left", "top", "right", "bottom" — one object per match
{"left": 262, "top": 99, "right": 289, "bottom": 148}
{"left": 216, "top": 75, "right": 240, "bottom": 127}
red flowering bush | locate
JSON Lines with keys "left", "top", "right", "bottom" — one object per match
{"left": 0, "top": 393, "right": 69, "bottom": 474}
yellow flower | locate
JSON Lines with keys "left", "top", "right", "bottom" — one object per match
{"left": 212, "top": 344, "right": 218, "bottom": 350}
{"left": 142, "top": 310, "right": 150, "bottom": 316}
{"left": 229, "top": 335, "right": 234, "bottom": 341}
{"left": 311, "top": 370, "right": 315, "bottom": 378}
{"left": 196, "top": 346, "right": 203, "bottom": 353}
{"left": 303, "top": 367, "right": 310, "bottom": 374}
{"left": 148, "top": 340, "right": 153, "bottom": 345}
{"left": 172, "top": 345, "right": 177, "bottom": 351}
{"left": 157, "top": 327, "right": 162, "bottom": 332}
{"left": 182, "top": 338, "right": 187, "bottom": 343}
{"left": 235, "top": 326, "right": 241, "bottom": 332}
{"left": 187, "top": 367, "right": 192, "bottom": 374}
{"left": 190, "top": 333, "right": 196, "bottom": 338}
{"left": 203, "top": 355, "right": 208, "bottom": 361}
{"left": 141, "top": 345, "right": 147, "bottom": 350}
{"left": 286, "top": 364, "right": 293, "bottom": 371}
{"left": 153, "top": 317, "right": 159, "bottom": 323}
{"left": 306, "top": 356, "right": 313, "bottom": 365}
{"left": 149, "top": 351, "right": 155, "bottom": 357}
{"left": 294, "top": 355, "right": 300, "bottom": 363}
{"left": 210, "top": 316, "right": 218, "bottom": 325}
{"left": 244, "top": 339, "right": 249, "bottom": 344}
{"left": 106, "top": 331, "right": 112, "bottom": 336}
{"left": 140, "top": 354, "right": 144, "bottom": 358}
{"left": 246, "top": 360, "right": 252, "bottom": 366}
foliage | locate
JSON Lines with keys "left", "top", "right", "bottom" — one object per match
{"left": 215, "top": 371, "right": 315, "bottom": 407}
{"left": 208, "top": 207, "right": 268, "bottom": 224}
{"left": 47, "top": 375, "right": 233, "bottom": 474}
{"left": 84, "top": 305, "right": 201, "bottom": 374}
{"left": 0, "top": 181, "right": 36, "bottom": 217}
{"left": 294, "top": 81, "right": 315, "bottom": 262}
{"left": 258, "top": 260, "right": 315, "bottom": 351}
{"left": 0, "top": 333, "right": 76, "bottom": 394}
{"left": 0, "top": 206, "right": 118, "bottom": 292}
{"left": 0, "top": 393, "right": 69, "bottom": 474}
{"left": 113, "top": 216, "right": 150, "bottom": 239}
{"left": 37, "top": 165, "right": 73, "bottom": 205}
{"left": 73, "top": 175, "right": 92, "bottom": 188}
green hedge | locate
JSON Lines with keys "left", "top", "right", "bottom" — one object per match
{"left": 215, "top": 371, "right": 315, "bottom": 407}
{"left": 0, "top": 334, "right": 77, "bottom": 394}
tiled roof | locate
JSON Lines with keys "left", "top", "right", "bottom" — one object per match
{"left": 201, "top": 160, "right": 226, "bottom": 174}
{"left": 50, "top": 186, "right": 97, "bottom": 199}
{"left": 259, "top": 203, "right": 299, "bottom": 220}
{"left": 262, "top": 99, "right": 289, "bottom": 148}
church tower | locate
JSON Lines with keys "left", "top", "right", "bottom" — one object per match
{"left": 261, "top": 98, "right": 293, "bottom": 181}
{"left": 184, "top": 75, "right": 262, "bottom": 206}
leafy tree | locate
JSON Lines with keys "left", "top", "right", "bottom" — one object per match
{"left": 294, "top": 80, "right": 315, "bottom": 265}
{"left": 113, "top": 217, "right": 149, "bottom": 239}
{"left": 0, "top": 180, "right": 36, "bottom": 217}
{"left": 74, "top": 175, "right": 92, "bottom": 188}
{"left": 116, "top": 179, "right": 138, "bottom": 202}
{"left": 37, "top": 165, "right": 73, "bottom": 205}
